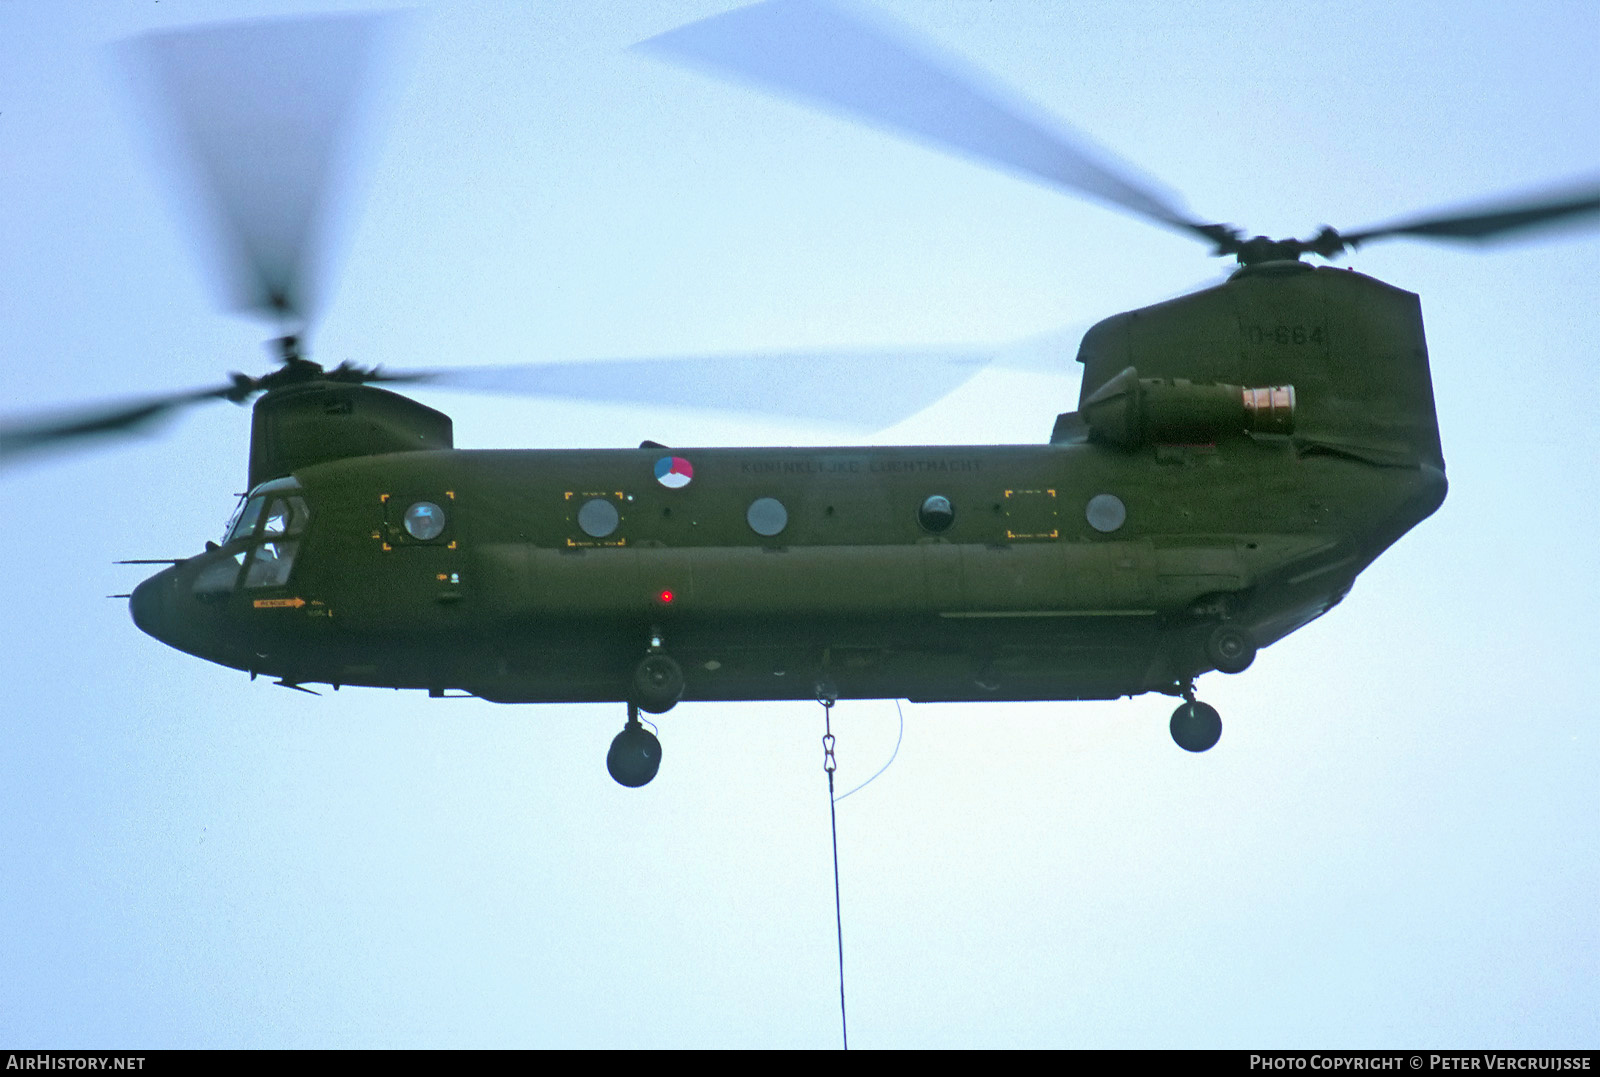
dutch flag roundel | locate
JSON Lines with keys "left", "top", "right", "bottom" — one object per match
{"left": 654, "top": 455, "right": 694, "bottom": 489}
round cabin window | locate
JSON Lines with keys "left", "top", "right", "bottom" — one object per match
{"left": 918, "top": 495, "right": 956, "bottom": 533}
{"left": 404, "top": 501, "right": 447, "bottom": 541}
{"left": 746, "top": 497, "right": 788, "bottom": 537}
{"left": 1085, "top": 493, "right": 1127, "bottom": 533}
{"left": 578, "top": 497, "right": 620, "bottom": 538}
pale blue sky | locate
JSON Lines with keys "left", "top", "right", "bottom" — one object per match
{"left": 2, "top": 0, "right": 1597, "bottom": 1048}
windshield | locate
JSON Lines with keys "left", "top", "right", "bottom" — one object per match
{"left": 224, "top": 477, "right": 308, "bottom": 544}
{"left": 222, "top": 495, "right": 263, "bottom": 543}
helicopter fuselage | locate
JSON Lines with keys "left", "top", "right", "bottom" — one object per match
{"left": 129, "top": 263, "right": 1449, "bottom": 708}
{"left": 130, "top": 429, "right": 1444, "bottom": 705}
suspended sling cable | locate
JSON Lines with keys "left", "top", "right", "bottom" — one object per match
{"left": 820, "top": 694, "right": 848, "bottom": 1050}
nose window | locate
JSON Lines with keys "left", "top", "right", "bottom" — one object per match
{"left": 192, "top": 551, "right": 245, "bottom": 597}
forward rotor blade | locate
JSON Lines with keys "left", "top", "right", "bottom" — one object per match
{"left": 1340, "top": 176, "right": 1600, "bottom": 248}
{"left": 639, "top": 0, "right": 1213, "bottom": 243}
{"left": 400, "top": 351, "right": 994, "bottom": 429}
{"left": 125, "top": 13, "right": 400, "bottom": 327}
{"left": 0, "top": 386, "right": 234, "bottom": 465}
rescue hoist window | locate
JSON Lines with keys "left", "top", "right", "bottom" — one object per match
{"left": 404, "top": 501, "right": 447, "bottom": 541}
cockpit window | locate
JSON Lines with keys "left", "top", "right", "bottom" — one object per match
{"left": 204, "top": 478, "right": 311, "bottom": 590}
{"left": 262, "top": 496, "right": 309, "bottom": 537}
{"left": 244, "top": 541, "right": 299, "bottom": 588}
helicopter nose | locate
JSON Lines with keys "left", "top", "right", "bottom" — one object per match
{"left": 129, "top": 570, "right": 174, "bottom": 642}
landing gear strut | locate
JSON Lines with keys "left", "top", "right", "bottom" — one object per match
{"left": 611, "top": 627, "right": 681, "bottom": 787}
{"left": 1169, "top": 682, "right": 1222, "bottom": 753}
{"left": 608, "top": 702, "right": 662, "bottom": 787}
{"left": 631, "top": 625, "right": 684, "bottom": 714}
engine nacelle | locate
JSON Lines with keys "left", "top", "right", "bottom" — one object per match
{"left": 1080, "top": 366, "right": 1295, "bottom": 448}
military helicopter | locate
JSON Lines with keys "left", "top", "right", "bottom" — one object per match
{"left": 4, "top": 2, "right": 1597, "bottom": 789}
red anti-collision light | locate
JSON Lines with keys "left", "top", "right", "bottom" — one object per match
{"left": 657, "top": 589, "right": 675, "bottom": 604}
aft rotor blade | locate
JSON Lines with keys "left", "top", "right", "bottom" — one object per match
{"left": 0, "top": 385, "right": 234, "bottom": 465}
{"left": 400, "top": 351, "right": 993, "bottom": 429}
{"left": 125, "top": 13, "right": 400, "bottom": 327}
{"left": 639, "top": 0, "right": 1214, "bottom": 243}
{"left": 1340, "top": 177, "right": 1600, "bottom": 248}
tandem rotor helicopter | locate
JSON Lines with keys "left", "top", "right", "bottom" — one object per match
{"left": 4, "top": 2, "right": 1597, "bottom": 788}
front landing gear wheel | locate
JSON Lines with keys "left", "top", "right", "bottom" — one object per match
{"left": 608, "top": 704, "right": 662, "bottom": 787}
{"left": 1170, "top": 700, "right": 1222, "bottom": 753}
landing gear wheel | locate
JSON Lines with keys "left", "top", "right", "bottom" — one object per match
{"left": 1205, "top": 623, "right": 1256, "bottom": 674}
{"left": 632, "top": 653, "right": 684, "bottom": 714}
{"left": 1170, "top": 700, "right": 1222, "bottom": 753}
{"left": 608, "top": 704, "right": 662, "bottom": 787}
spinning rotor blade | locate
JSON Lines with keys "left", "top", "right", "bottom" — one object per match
{"left": 1337, "top": 176, "right": 1600, "bottom": 250}
{"left": 402, "top": 350, "right": 993, "bottom": 429}
{"left": 0, "top": 385, "right": 236, "bottom": 465}
{"left": 3, "top": 346, "right": 996, "bottom": 468}
{"left": 638, "top": 0, "right": 1215, "bottom": 244}
{"left": 127, "top": 13, "right": 399, "bottom": 327}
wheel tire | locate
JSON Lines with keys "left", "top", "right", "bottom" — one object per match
{"left": 1205, "top": 623, "right": 1256, "bottom": 674}
{"left": 1170, "top": 701, "right": 1222, "bottom": 753}
{"left": 632, "top": 654, "right": 684, "bottom": 714}
{"left": 607, "top": 723, "right": 662, "bottom": 787}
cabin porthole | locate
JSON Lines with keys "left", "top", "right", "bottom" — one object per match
{"left": 746, "top": 497, "right": 788, "bottom": 537}
{"left": 578, "top": 497, "right": 620, "bottom": 538}
{"left": 918, "top": 495, "right": 956, "bottom": 533}
{"left": 404, "top": 501, "right": 447, "bottom": 541}
{"left": 1085, "top": 493, "right": 1127, "bottom": 533}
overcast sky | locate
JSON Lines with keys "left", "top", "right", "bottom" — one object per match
{"left": 2, "top": 0, "right": 1597, "bottom": 1049}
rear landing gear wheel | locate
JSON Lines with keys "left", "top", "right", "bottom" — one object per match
{"left": 1205, "top": 623, "right": 1256, "bottom": 674}
{"left": 608, "top": 703, "right": 662, "bottom": 787}
{"left": 1170, "top": 699, "right": 1222, "bottom": 753}
{"left": 631, "top": 653, "right": 684, "bottom": 714}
